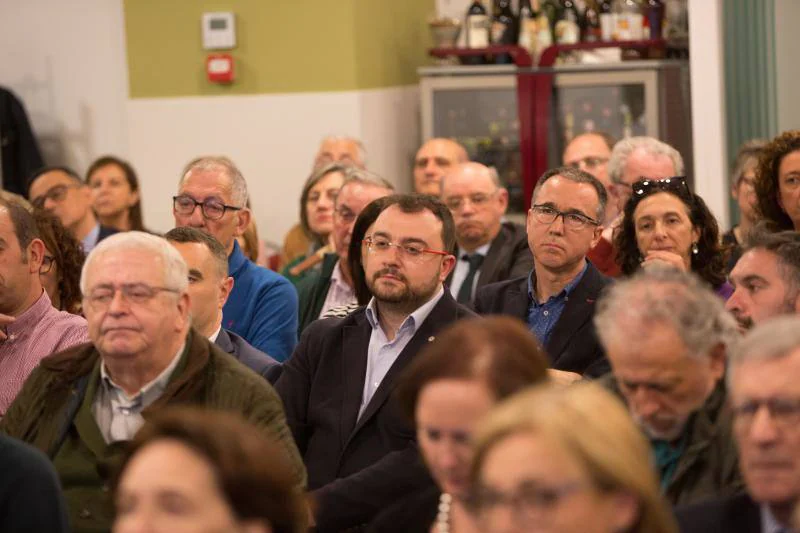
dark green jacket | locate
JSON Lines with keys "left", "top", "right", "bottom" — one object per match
{"left": 1, "top": 328, "right": 306, "bottom": 531}
{"left": 296, "top": 252, "right": 340, "bottom": 334}
{"left": 600, "top": 374, "right": 743, "bottom": 506}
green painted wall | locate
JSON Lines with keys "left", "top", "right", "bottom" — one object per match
{"left": 125, "top": 0, "right": 434, "bottom": 98}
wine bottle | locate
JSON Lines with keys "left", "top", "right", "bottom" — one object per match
{"left": 554, "top": 0, "right": 580, "bottom": 45}
{"left": 518, "top": 0, "right": 536, "bottom": 51}
{"left": 583, "top": 0, "right": 602, "bottom": 42}
{"left": 491, "top": 0, "right": 517, "bottom": 63}
{"left": 599, "top": 0, "right": 614, "bottom": 41}
{"left": 465, "top": 0, "right": 490, "bottom": 64}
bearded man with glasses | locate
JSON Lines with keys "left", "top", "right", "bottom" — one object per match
{"left": 276, "top": 194, "right": 475, "bottom": 531}
{"left": 295, "top": 170, "right": 393, "bottom": 333}
{"left": 173, "top": 155, "right": 298, "bottom": 361}
{"left": 474, "top": 166, "right": 611, "bottom": 379}
{"left": 1, "top": 231, "right": 305, "bottom": 533}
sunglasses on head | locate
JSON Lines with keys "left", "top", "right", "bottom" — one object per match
{"left": 631, "top": 176, "right": 692, "bottom": 202}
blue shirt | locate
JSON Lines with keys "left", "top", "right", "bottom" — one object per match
{"left": 526, "top": 262, "right": 588, "bottom": 346}
{"left": 761, "top": 504, "right": 790, "bottom": 533}
{"left": 361, "top": 287, "right": 444, "bottom": 419}
{"left": 222, "top": 240, "right": 299, "bottom": 362}
{"left": 81, "top": 224, "right": 101, "bottom": 254}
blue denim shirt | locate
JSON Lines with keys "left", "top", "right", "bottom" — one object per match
{"left": 527, "top": 262, "right": 588, "bottom": 345}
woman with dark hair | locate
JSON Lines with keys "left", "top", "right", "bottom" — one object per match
{"left": 34, "top": 210, "right": 86, "bottom": 315}
{"left": 367, "top": 317, "right": 549, "bottom": 533}
{"left": 280, "top": 163, "right": 347, "bottom": 282}
{"left": 86, "top": 155, "right": 146, "bottom": 232}
{"left": 112, "top": 407, "right": 307, "bottom": 533}
{"left": 614, "top": 177, "right": 731, "bottom": 298}
{"left": 754, "top": 130, "right": 800, "bottom": 231}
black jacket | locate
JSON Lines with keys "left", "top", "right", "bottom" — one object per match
{"left": 366, "top": 485, "right": 440, "bottom": 533}
{"left": 296, "top": 253, "right": 339, "bottom": 334}
{"left": 473, "top": 262, "right": 610, "bottom": 377}
{"left": 446, "top": 221, "right": 532, "bottom": 294}
{"left": 275, "top": 291, "right": 475, "bottom": 532}
{"left": 0, "top": 86, "right": 43, "bottom": 196}
{"left": 214, "top": 328, "right": 282, "bottom": 384}
{"left": 676, "top": 492, "right": 762, "bottom": 533}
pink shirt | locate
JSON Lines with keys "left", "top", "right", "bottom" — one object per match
{"left": 0, "top": 291, "right": 89, "bottom": 415}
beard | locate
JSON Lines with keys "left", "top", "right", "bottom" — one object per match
{"left": 367, "top": 267, "right": 441, "bottom": 312}
{"left": 633, "top": 412, "right": 690, "bottom": 442}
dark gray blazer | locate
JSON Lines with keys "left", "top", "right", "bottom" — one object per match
{"left": 215, "top": 328, "right": 282, "bottom": 384}
{"left": 473, "top": 262, "right": 610, "bottom": 377}
{"left": 446, "top": 221, "right": 533, "bottom": 293}
{"left": 676, "top": 492, "right": 762, "bottom": 533}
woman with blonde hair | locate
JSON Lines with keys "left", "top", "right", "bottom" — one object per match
{"left": 470, "top": 382, "right": 677, "bottom": 533}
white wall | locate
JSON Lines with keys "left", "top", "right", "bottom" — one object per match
{"left": 0, "top": 0, "right": 129, "bottom": 171}
{"left": 775, "top": 0, "right": 800, "bottom": 133}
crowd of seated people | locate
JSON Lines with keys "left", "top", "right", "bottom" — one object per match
{"left": 1, "top": 129, "right": 800, "bottom": 533}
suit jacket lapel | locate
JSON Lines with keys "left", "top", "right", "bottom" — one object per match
{"left": 347, "top": 295, "right": 458, "bottom": 440}
{"left": 340, "top": 315, "right": 372, "bottom": 447}
{"left": 508, "top": 276, "right": 531, "bottom": 320}
{"left": 477, "top": 226, "right": 507, "bottom": 287}
{"left": 545, "top": 265, "right": 601, "bottom": 365}
{"left": 214, "top": 329, "right": 234, "bottom": 353}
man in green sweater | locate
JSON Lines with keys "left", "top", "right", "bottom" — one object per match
{"left": 1, "top": 231, "right": 304, "bottom": 533}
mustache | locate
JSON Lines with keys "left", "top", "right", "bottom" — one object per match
{"left": 732, "top": 312, "right": 754, "bottom": 330}
{"left": 372, "top": 268, "right": 407, "bottom": 283}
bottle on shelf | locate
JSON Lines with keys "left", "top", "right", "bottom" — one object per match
{"left": 612, "top": 0, "right": 644, "bottom": 41}
{"left": 491, "top": 0, "right": 518, "bottom": 63}
{"left": 644, "top": 0, "right": 665, "bottom": 39}
{"left": 582, "top": 0, "right": 603, "bottom": 42}
{"left": 465, "top": 0, "right": 490, "bottom": 64}
{"left": 518, "top": 0, "right": 536, "bottom": 52}
{"left": 553, "top": 0, "right": 580, "bottom": 45}
{"left": 533, "top": 0, "right": 554, "bottom": 59}
{"left": 599, "top": 0, "right": 614, "bottom": 41}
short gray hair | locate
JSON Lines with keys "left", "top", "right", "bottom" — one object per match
{"left": 318, "top": 135, "right": 368, "bottom": 167}
{"left": 80, "top": 231, "right": 189, "bottom": 297}
{"left": 608, "top": 137, "right": 684, "bottom": 185}
{"left": 179, "top": 156, "right": 249, "bottom": 207}
{"left": 532, "top": 166, "right": 608, "bottom": 223}
{"left": 594, "top": 265, "right": 740, "bottom": 359}
{"left": 339, "top": 168, "right": 394, "bottom": 194}
{"left": 730, "top": 138, "right": 767, "bottom": 188}
{"left": 728, "top": 316, "right": 800, "bottom": 388}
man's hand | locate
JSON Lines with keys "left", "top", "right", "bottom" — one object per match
{"left": 0, "top": 313, "right": 15, "bottom": 341}
{"left": 548, "top": 369, "right": 583, "bottom": 386}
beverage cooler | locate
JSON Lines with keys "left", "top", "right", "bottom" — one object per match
{"left": 419, "top": 59, "right": 693, "bottom": 217}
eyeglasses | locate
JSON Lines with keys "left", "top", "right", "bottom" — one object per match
{"left": 631, "top": 176, "right": 692, "bottom": 203}
{"left": 85, "top": 283, "right": 180, "bottom": 310}
{"left": 40, "top": 255, "right": 55, "bottom": 275}
{"left": 732, "top": 397, "right": 800, "bottom": 429}
{"left": 362, "top": 236, "right": 449, "bottom": 262}
{"left": 471, "top": 480, "right": 585, "bottom": 525}
{"left": 173, "top": 195, "right": 243, "bottom": 221}
{"left": 444, "top": 191, "right": 498, "bottom": 211}
{"left": 530, "top": 205, "right": 599, "bottom": 230}
{"left": 31, "top": 184, "right": 81, "bottom": 209}
{"left": 334, "top": 205, "right": 358, "bottom": 224}
{"left": 566, "top": 156, "right": 609, "bottom": 171}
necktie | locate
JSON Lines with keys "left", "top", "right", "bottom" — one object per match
{"left": 457, "top": 253, "right": 484, "bottom": 304}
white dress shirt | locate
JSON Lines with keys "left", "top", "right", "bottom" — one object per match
{"left": 448, "top": 243, "right": 491, "bottom": 298}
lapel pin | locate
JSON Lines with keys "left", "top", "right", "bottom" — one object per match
{"left": 428, "top": 336, "right": 435, "bottom": 342}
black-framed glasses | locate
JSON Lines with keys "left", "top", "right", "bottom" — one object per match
{"left": 362, "top": 235, "right": 449, "bottom": 263}
{"left": 40, "top": 255, "right": 55, "bottom": 274}
{"left": 32, "top": 184, "right": 81, "bottom": 209}
{"left": 530, "top": 205, "right": 599, "bottom": 230}
{"left": 631, "top": 176, "right": 692, "bottom": 202}
{"left": 173, "top": 195, "right": 243, "bottom": 221}
{"left": 732, "top": 397, "right": 800, "bottom": 429}
{"left": 85, "top": 283, "right": 180, "bottom": 310}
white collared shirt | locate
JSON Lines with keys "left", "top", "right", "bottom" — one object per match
{"left": 319, "top": 260, "right": 356, "bottom": 319}
{"left": 359, "top": 287, "right": 444, "bottom": 419}
{"left": 92, "top": 343, "right": 184, "bottom": 443}
{"left": 448, "top": 243, "right": 491, "bottom": 298}
{"left": 761, "top": 504, "right": 793, "bottom": 533}
{"left": 208, "top": 325, "right": 222, "bottom": 343}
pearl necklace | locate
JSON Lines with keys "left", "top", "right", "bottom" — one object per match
{"left": 436, "top": 493, "right": 452, "bottom": 533}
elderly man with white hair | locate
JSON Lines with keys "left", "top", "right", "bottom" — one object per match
{"left": 594, "top": 265, "right": 743, "bottom": 506}
{"left": 1, "top": 231, "right": 304, "bottom": 533}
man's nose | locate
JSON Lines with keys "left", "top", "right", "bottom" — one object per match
{"left": 749, "top": 406, "right": 780, "bottom": 445}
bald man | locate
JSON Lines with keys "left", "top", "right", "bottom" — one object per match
{"left": 441, "top": 162, "right": 532, "bottom": 304}
{"left": 563, "top": 132, "right": 617, "bottom": 222}
{"left": 413, "top": 138, "right": 468, "bottom": 196}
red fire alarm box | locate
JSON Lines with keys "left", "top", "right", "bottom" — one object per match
{"left": 206, "top": 54, "right": 234, "bottom": 83}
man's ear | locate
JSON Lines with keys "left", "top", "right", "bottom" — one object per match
{"left": 218, "top": 276, "right": 234, "bottom": 309}
{"left": 708, "top": 342, "right": 727, "bottom": 383}
{"left": 497, "top": 188, "right": 509, "bottom": 213}
{"left": 234, "top": 208, "right": 252, "bottom": 238}
{"left": 438, "top": 254, "right": 456, "bottom": 283}
{"left": 27, "top": 238, "right": 45, "bottom": 274}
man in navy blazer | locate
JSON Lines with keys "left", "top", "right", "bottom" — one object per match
{"left": 166, "top": 227, "right": 281, "bottom": 383}
{"left": 677, "top": 317, "right": 800, "bottom": 533}
{"left": 276, "top": 194, "right": 474, "bottom": 531}
{"left": 474, "top": 166, "right": 610, "bottom": 377}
